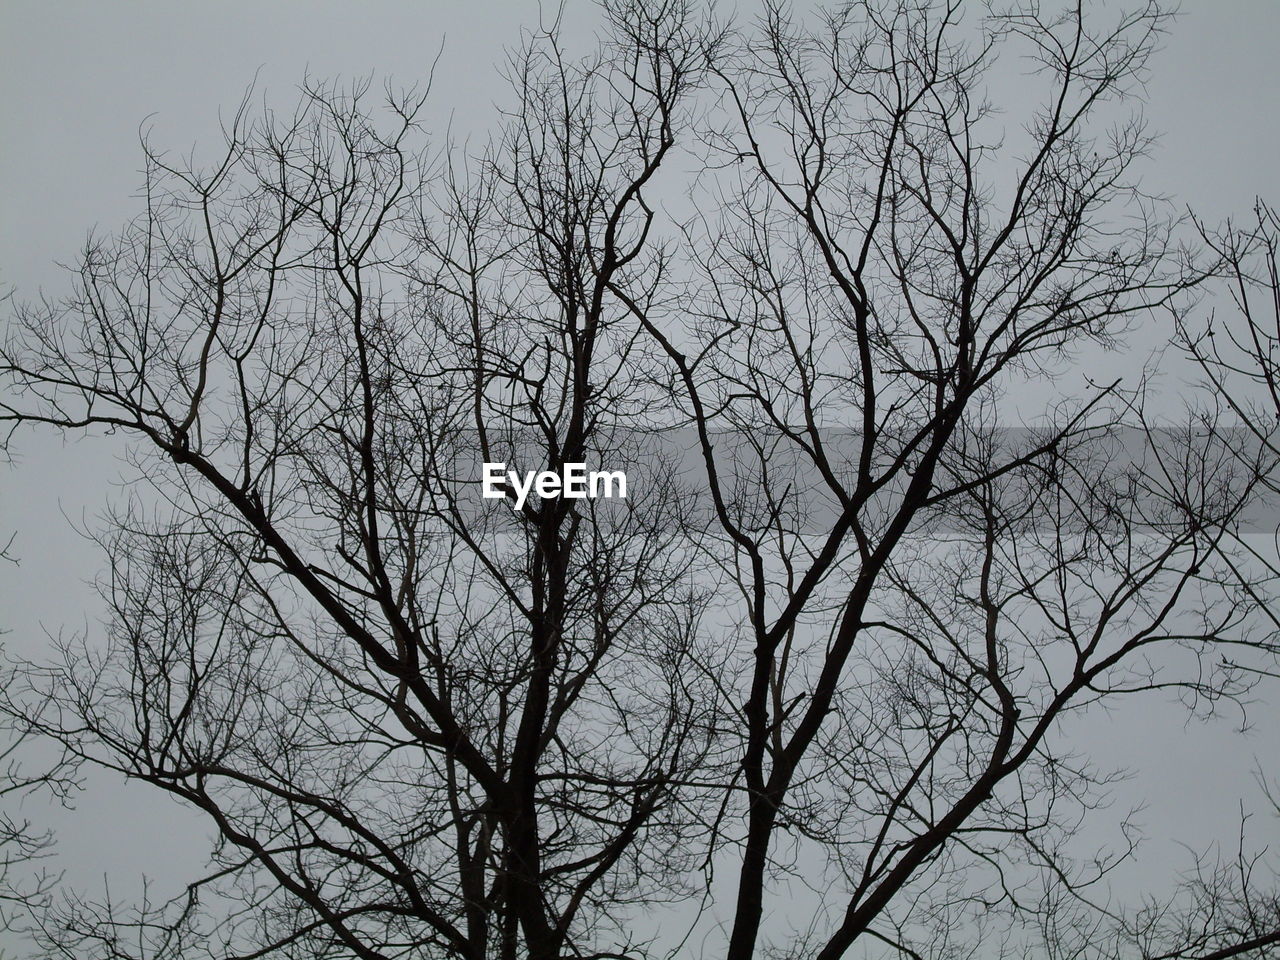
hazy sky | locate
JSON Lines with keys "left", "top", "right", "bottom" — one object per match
{"left": 1, "top": 1, "right": 1278, "bottom": 954}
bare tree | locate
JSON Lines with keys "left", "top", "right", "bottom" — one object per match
{"left": 0, "top": 533, "right": 70, "bottom": 940}
{"left": 0, "top": 703, "right": 64, "bottom": 943}
{"left": 1184, "top": 202, "right": 1280, "bottom": 444}
{"left": 1, "top": 2, "right": 1277, "bottom": 959}
{"left": 1118, "top": 785, "right": 1280, "bottom": 960}
{"left": 627, "top": 4, "right": 1279, "bottom": 958}
{"left": 1145, "top": 200, "right": 1280, "bottom": 960}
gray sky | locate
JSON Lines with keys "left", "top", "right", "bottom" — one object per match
{"left": 1, "top": 0, "right": 1279, "bottom": 954}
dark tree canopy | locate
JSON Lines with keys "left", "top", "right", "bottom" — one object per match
{"left": 2, "top": 2, "right": 1278, "bottom": 959}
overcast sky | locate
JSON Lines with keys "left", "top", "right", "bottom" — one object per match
{"left": 1, "top": 1, "right": 1278, "bottom": 955}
